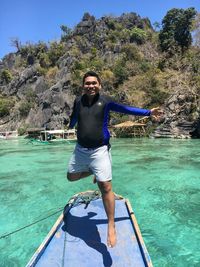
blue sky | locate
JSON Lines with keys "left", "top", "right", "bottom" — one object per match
{"left": 0, "top": 0, "right": 199, "bottom": 59}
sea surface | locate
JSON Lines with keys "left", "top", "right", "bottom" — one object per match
{"left": 0, "top": 137, "right": 200, "bottom": 267}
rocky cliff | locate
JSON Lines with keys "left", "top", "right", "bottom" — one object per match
{"left": 0, "top": 12, "right": 199, "bottom": 138}
{"left": 152, "top": 89, "right": 200, "bottom": 138}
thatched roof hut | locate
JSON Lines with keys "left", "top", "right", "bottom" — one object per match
{"left": 113, "top": 121, "right": 146, "bottom": 128}
{"left": 112, "top": 121, "right": 147, "bottom": 137}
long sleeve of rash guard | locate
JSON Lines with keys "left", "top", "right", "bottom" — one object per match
{"left": 107, "top": 101, "right": 151, "bottom": 116}
{"left": 69, "top": 100, "right": 78, "bottom": 128}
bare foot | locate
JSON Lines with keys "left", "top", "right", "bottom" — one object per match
{"left": 107, "top": 223, "right": 116, "bottom": 248}
{"left": 93, "top": 176, "right": 97, "bottom": 184}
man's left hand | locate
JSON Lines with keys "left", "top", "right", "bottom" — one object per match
{"left": 150, "top": 107, "right": 164, "bottom": 121}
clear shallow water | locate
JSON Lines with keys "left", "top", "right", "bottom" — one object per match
{"left": 0, "top": 138, "right": 200, "bottom": 267}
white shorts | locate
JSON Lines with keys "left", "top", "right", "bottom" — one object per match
{"left": 68, "top": 144, "right": 112, "bottom": 182}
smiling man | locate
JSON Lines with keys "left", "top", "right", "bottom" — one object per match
{"left": 67, "top": 71, "right": 162, "bottom": 248}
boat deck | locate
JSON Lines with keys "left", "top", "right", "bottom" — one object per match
{"left": 30, "top": 196, "right": 151, "bottom": 267}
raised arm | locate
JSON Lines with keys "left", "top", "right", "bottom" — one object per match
{"left": 108, "top": 102, "right": 151, "bottom": 116}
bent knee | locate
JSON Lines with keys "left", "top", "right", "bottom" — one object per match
{"left": 67, "top": 172, "right": 77, "bottom": 181}
{"left": 67, "top": 172, "right": 72, "bottom": 181}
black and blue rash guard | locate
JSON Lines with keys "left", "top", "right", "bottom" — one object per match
{"left": 69, "top": 93, "right": 151, "bottom": 148}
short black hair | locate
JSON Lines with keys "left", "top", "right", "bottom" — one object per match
{"left": 82, "top": 71, "right": 101, "bottom": 85}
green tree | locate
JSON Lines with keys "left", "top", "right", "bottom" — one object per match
{"left": 159, "top": 8, "right": 197, "bottom": 54}
{"left": 60, "top": 25, "right": 72, "bottom": 42}
{"left": 10, "top": 37, "right": 21, "bottom": 52}
{"left": 193, "top": 13, "right": 200, "bottom": 47}
{"left": 153, "top": 22, "right": 161, "bottom": 32}
{"left": 130, "top": 27, "right": 147, "bottom": 45}
{"left": 47, "top": 42, "right": 65, "bottom": 66}
{"left": 38, "top": 52, "right": 51, "bottom": 68}
{"left": 0, "top": 69, "right": 13, "bottom": 84}
{"left": 18, "top": 125, "right": 28, "bottom": 136}
{"left": 121, "top": 44, "right": 141, "bottom": 61}
{"left": 19, "top": 102, "right": 33, "bottom": 117}
{"left": 0, "top": 97, "right": 14, "bottom": 117}
{"left": 113, "top": 57, "right": 128, "bottom": 85}
{"left": 35, "top": 42, "right": 48, "bottom": 55}
{"left": 105, "top": 18, "right": 116, "bottom": 30}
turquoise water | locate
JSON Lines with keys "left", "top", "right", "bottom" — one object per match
{"left": 0, "top": 138, "right": 200, "bottom": 267}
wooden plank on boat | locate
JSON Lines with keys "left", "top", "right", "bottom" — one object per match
{"left": 26, "top": 191, "right": 153, "bottom": 267}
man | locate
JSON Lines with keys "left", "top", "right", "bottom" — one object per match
{"left": 67, "top": 71, "right": 162, "bottom": 248}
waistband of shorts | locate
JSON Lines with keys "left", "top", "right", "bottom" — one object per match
{"left": 77, "top": 143, "right": 110, "bottom": 151}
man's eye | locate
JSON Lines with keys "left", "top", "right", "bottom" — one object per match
{"left": 85, "top": 82, "right": 97, "bottom": 85}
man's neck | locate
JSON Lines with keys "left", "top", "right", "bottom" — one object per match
{"left": 84, "top": 93, "right": 99, "bottom": 106}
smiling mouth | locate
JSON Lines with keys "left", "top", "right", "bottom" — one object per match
{"left": 86, "top": 88, "right": 95, "bottom": 93}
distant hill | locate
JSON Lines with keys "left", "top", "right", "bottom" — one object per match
{"left": 0, "top": 10, "right": 199, "bottom": 138}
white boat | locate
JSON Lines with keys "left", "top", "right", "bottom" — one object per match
{"left": 40, "top": 129, "right": 77, "bottom": 143}
{"left": 0, "top": 134, "right": 6, "bottom": 139}
{"left": 0, "top": 131, "right": 18, "bottom": 140}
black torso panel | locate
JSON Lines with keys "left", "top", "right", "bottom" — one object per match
{"left": 76, "top": 94, "right": 111, "bottom": 148}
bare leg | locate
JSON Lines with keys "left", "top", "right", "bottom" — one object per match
{"left": 98, "top": 181, "right": 116, "bottom": 247}
{"left": 67, "top": 171, "right": 92, "bottom": 181}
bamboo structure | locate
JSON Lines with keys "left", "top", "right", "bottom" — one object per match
{"left": 112, "top": 121, "right": 147, "bottom": 137}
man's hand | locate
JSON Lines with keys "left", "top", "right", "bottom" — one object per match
{"left": 150, "top": 107, "right": 164, "bottom": 121}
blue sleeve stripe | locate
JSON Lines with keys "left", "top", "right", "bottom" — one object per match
{"left": 69, "top": 115, "right": 77, "bottom": 128}
{"left": 69, "top": 100, "right": 79, "bottom": 128}
{"left": 102, "top": 101, "right": 151, "bottom": 144}
{"left": 102, "top": 104, "right": 110, "bottom": 144}
{"left": 108, "top": 102, "right": 151, "bottom": 116}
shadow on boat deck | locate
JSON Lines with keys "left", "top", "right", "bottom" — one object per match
{"left": 62, "top": 211, "right": 129, "bottom": 267}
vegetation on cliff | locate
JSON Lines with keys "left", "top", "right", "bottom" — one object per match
{"left": 0, "top": 8, "right": 199, "bottom": 135}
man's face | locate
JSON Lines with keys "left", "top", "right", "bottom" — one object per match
{"left": 83, "top": 76, "right": 101, "bottom": 98}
